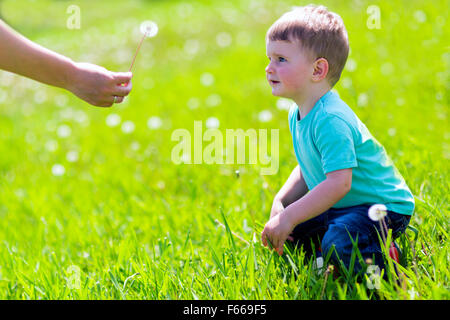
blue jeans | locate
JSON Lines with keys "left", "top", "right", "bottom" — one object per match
{"left": 288, "top": 204, "right": 411, "bottom": 273}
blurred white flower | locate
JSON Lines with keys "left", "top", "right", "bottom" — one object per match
{"left": 216, "top": 32, "right": 232, "bottom": 47}
{"left": 130, "top": 141, "right": 141, "bottom": 151}
{"left": 341, "top": 77, "right": 352, "bottom": 89}
{"left": 206, "top": 94, "right": 221, "bottom": 107}
{"left": 187, "top": 97, "right": 200, "bottom": 109}
{"left": 34, "top": 91, "right": 47, "bottom": 104}
{"left": 184, "top": 39, "right": 200, "bottom": 55}
{"left": 276, "top": 98, "right": 292, "bottom": 111}
{"left": 206, "top": 117, "right": 220, "bottom": 129}
{"left": 57, "top": 124, "right": 71, "bottom": 138}
{"left": 147, "top": 116, "right": 162, "bottom": 130}
{"left": 200, "top": 72, "right": 214, "bottom": 86}
{"left": 258, "top": 110, "right": 272, "bottom": 122}
{"left": 74, "top": 110, "right": 89, "bottom": 125}
{"left": 51, "top": 164, "right": 65, "bottom": 176}
{"left": 357, "top": 93, "right": 368, "bottom": 107}
{"left": 368, "top": 204, "right": 387, "bottom": 221}
{"left": 54, "top": 95, "right": 68, "bottom": 107}
{"left": 106, "top": 113, "right": 121, "bottom": 127}
{"left": 156, "top": 180, "right": 165, "bottom": 189}
{"left": 45, "top": 140, "right": 58, "bottom": 152}
{"left": 381, "top": 62, "right": 394, "bottom": 75}
{"left": 345, "top": 58, "right": 357, "bottom": 72}
{"left": 413, "top": 10, "right": 427, "bottom": 23}
{"left": 121, "top": 120, "right": 135, "bottom": 134}
{"left": 140, "top": 20, "right": 158, "bottom": 38}
{"left": 66, "top": 150, "right": 79, "bottom": 163}
{"left": 388, "top": 128, "right": 397, "bottom": 136}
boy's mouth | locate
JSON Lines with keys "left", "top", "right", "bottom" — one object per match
{"left": 269, "top": 80, "right": 280, "bottom": 85}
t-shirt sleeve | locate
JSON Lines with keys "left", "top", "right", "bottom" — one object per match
{"left": 313, "top": 114, "right": 358, "bottom": 174}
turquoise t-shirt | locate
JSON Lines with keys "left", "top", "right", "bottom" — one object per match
{"left": 288, "top": 90, "right": 415, "bottom": 215}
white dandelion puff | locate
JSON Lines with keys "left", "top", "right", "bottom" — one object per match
{"left": 57, "top": 124, "right": 71, "bottom": 138}
{"left": 66, "top": 150, "right": 79, "bottom": 163}
{"left": 45, "top": 140, "right": 58, "bottom": 152}
{"left": 200, "top": 72, "right": 214, "bottom": 86}
{"left": 357, "top": 93, "right": 368, "bottom": 107}
{"left": 258, "top": 110, "right": 272, "bottom": 122}
{"left": 140, "top": 20, "right": 159, "bottom": 38}
{"left": 206, "top": 117, "right": 220, "bottom": 129}
{"left": 121, "top": 120, "right": 135, "bottom": 134}
{"left": 51, "top": 164, "right": 65, "bottom": 176}
{"left": 106, "top": 113, "right": 121, "bottom": 127}
{"left": 345, "top": 58, "right": 357, "bottom": 72}
{"left": 130, "top": 141, "right": 141, "bottom": 151}
{"left": 368, "top": 204, "right": 387, "bottom": 221}
{"left": 276, "top": 98, "right": 292, "bottom": 111}
{"left": 147, "top": 116, "right": 162, "bottom": 130}
{"left": 187, "top": 97, "right": 200, "bottom": 110}
{"left": 216, "top": 32, "right": 232, "bottom": 47}
{"left": 206, "top": 94, "right": 221, "bottom": 107}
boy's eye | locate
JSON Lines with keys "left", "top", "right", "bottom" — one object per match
{"left": 278, "top": 57, "right": 286, "bottom": 62}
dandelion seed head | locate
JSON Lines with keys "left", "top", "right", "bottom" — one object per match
{"left": 258, "top": 110, "right": 272, "bottom": 122}
{"left": 368, "top": 204, "right": 387, "bottom": 221}
{"left": 147, "top": 116, "right": 162, "bottom": 130}
{"left": 200, "top": 72, "right": 214, "bottom": 86}
{"left": 106, "top": 113, "right": 121, "bottom": 127}
{"left": 121, "top": 120, "right": 135, "bottom": 134}
{"left": 57, "top": 124, "right": 71, "bottom": 138}
{"left": 66, "top": 150, "right": 79, "bottom": 163}
{"left": 51, "top": 164, "right": 65, "bottom": 176}
{"left": 140, "top": 20, "right": 158, "bottom": 38}
{"left": 206, "top": 117, "right": 220, "bottom": 129}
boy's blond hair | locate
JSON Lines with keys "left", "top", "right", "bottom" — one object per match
{"left": 266, "top": 5, "right": 349, "bottom": 87}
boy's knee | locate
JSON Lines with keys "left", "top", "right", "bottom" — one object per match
{"left": 321, "top": 224, "right": 369, "bottom": 267}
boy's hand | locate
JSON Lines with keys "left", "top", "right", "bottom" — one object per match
{"left": 261, "top": 211, "right": 294, "bottom": 256}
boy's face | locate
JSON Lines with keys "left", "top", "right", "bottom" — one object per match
{"left": 265, "top": 40, "right": 315, "bottom": 100}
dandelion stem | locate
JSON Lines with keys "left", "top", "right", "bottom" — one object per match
{"left": 129, "top": 34, "right": 146, "bottom": 72}
{"left": 214, "top": 219, "right": 249, "bottom": 245}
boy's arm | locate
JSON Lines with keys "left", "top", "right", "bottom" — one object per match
{"left": 262, "top": 168, "right": 352, "bottom": 255}
{"left": 274, "top": 165, "right": 309, "bottom": 209}
{"left": 0, "top": 20, "right": 132, "bottom": 107}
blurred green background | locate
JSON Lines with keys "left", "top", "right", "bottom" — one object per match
{"left": 0, "top": 0, "right": 448, "bottom": 299}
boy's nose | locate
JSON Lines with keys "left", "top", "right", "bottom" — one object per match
{"left": 265, "top": 63, "right": 273, "bottom": 74}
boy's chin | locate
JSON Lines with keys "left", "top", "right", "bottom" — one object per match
{"left": 271, "top": 88, "right": 287, "bottom": 98}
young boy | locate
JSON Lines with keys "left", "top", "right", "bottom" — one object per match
{"left": 260, "top": 5, "right": 414, "bottom": 272}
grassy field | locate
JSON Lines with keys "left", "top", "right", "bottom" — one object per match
{"left": 0, "top": 0, "right": 448, "bottom": 299}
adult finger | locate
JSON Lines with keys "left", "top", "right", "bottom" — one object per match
{"left": 113, "top": 72, "right": 133, "bottom": 85}
{"left": 113, "top": 96, "right": 124, "bottom": 104}
{"left": 112, "top": 81, "right": 132, "bottom": 97}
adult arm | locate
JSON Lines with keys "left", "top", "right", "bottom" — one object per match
{"left": 0, "top": 20, "right": 132, "bottom": 107}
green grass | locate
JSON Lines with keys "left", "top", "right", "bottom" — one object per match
{"left": 0, "top": 0, "right": 448, "bottom": 299}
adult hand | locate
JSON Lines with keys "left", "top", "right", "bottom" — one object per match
{"left": 66, "top": 62, "right": 132, "bottom": 107}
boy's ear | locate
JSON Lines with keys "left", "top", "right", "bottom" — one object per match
{"left": 312, "top": 58, "right": 329, "bottom": 82}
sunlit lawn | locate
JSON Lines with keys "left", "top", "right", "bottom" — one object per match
{"left": 0, "top": 0, "right": 448, "bottom": 299}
